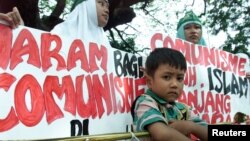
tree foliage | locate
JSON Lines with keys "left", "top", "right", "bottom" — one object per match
{"left": 205, "top": 0, "right": 250, "bottom": 57}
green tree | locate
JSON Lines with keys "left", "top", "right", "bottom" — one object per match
{"left": 205, "top": 0, "right": 250, "bottom": 57}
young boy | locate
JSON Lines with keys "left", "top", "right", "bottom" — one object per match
{"left": 132, "top": 48, "right": 208, "bottom": 141}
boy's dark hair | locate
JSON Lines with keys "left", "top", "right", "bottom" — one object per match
{"left": 146, "top": 48, "right": 187, "bottom": 77}
{"left": 131, "top": 48, "right": 187, "bottom": 121}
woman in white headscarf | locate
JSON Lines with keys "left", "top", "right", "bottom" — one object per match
{"left": 51, "top": 0, "right": 110, "bottom": 47}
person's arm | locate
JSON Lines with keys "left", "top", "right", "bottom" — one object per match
{"left": 147, "top": 122, "right": 192, "bottom": 141}
{"left": 0, "top": 7, "right": 24, "bottom": 28}
{"left": 189, "top": 122, "right": 208, "bottom": 141}
{"left": 169, "top": 120, "right": 208, "bottom": 141}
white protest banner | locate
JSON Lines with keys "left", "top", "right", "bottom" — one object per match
{"left": 0, "top": 24, "right": 146, "bottom": 139}
{"left": 1, "top": 25, "right": 250, "bottom": 140}
{"left": 150, "top": 33, "right": 250, "bottom": 123}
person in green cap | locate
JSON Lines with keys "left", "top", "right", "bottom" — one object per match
{"left": 176, "top": 11, "right": 207, "bottom": 46}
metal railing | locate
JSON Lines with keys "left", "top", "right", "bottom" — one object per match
{"left": 36, "top": 122, "right": 234, "bottom": 141}
{"left": 39, "top": 132, "right": 150, "bottom": 141}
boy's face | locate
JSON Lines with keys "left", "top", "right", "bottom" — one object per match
{"left": 147, "top": 64, "right": 185, "bottom": 103}
{"left": 184, "top": 23, "right": 202, "bottom": 44}
{"left": 96, "top": 0, "right": 109, "bottom": 27}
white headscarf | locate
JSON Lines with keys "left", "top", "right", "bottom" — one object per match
{"left": 51, "top": 0, "right": 110, "bottom": 47}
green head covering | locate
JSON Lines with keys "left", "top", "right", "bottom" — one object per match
{"left": 176, "top": 11, "right": 206, "bottom": 46}
{"left": 177, "top": 11, "right": 201, "bottom": 30}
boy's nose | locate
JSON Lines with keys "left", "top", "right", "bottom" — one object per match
{"left": 170, "top": 79, "right": 178, "bottom": 87}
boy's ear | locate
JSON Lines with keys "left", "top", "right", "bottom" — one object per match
{"left": 145, "top": 73, "right": 152, "bottom": 88}
{"left": 140, "top": 67, "right": 153, "bottom": 88}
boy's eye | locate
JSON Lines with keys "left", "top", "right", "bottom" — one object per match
{"left": 177, "top": 76, "right": 184, "bottom": 82}
{"left": 163, "top": 75, "right": 171, "bottom": 80}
